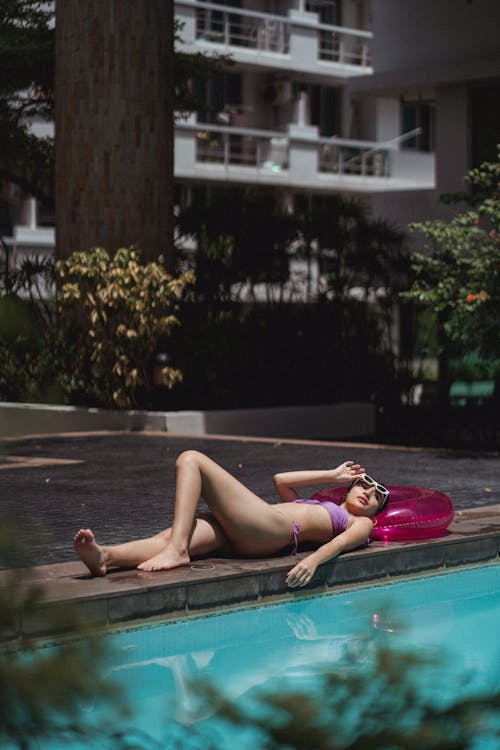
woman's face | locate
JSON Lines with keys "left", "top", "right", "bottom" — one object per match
{"left": 343, "top": 480, "right": 380, "bottom": 518}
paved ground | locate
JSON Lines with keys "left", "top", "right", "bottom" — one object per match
{"left": 1, "top": 431, "right": 499, "bottom": 568}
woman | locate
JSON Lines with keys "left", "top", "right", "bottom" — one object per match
{"left": 74, "top": 449, "right": 389, "bottom": 588}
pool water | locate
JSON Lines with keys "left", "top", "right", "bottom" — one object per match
{"left": 42, "top": 563, "right": 500, "bottom": 748}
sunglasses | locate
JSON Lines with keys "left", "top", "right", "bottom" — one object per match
{"left": 353, "top": 474, "right": 389, "bottom": 509}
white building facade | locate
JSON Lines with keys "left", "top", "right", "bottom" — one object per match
{"left": 3, "top": 0, "right": 500, "bottom": 266}
{"left": 174, "top": 0, "right": 435, "bottom": 212}
{"left": 351, "top": 0, "right": 500, "bottom": 229}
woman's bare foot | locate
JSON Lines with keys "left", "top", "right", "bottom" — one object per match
{"left": 137, "top": 545, "right": 190, "bottom": 572}
{"left": 73, "top": 528, "right": 107, "bottom": 576}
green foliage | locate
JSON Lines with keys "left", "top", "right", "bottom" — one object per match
{"left": 167, "top": 301, "right": 393, "bottom": 410}
{"left": 172, "top": 189, "right": 409, "bottom": 409}
{"left": 178, "top": 645, "right": 500, "bottom": 750}
{"left": 295, "top": 195, "right": 409, "bottom": 303}
{"left": 0, "top": 0, "right": 54, "bottom": 200}
{"left": 174, "top": 19, "right": 232, "bottom": 119}
{"left": 0, "top": 247, "right": 190, "bottom": 409}
{"left": 56, "top": 247, "right": 191, "bottom": 408}
{"left": 0, "top": 7, "right": 231, "bottom": 204}
{"left": 177, "top": 187, "right": 298, "bottom": 302}
{"left": 0, "top": 520, "right": 132, "bottom": 750}
{"left": 404, "top": 151, "right": 500, "bottom": 359}
{"left": 0, "top": 285, "right": 61, "bottom": 403}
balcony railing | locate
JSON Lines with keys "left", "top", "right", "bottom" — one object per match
{"left": 189, "top": 1, "right": 371, "bottom": 67}
{"left": 196, "top": 128, "right": 289, "bottom": 170}
{"left": 177, "top": 124, "right": 432, "bottom": 188}
{"left": 196, "top": 4, "right": 290, "bottom": 54}
{"left": 318, "top": 28, "right": 371, "bottom": 67}
{"left": 189, "top": 123, "right": 395, "bottom": 177}
{"left": 318, "top": 142, "right": 390, "bottom": 177}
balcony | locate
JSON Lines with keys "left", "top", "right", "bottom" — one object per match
{"left": 174, "top": 121, "right": 436, "bottom": 193}
{"left": 175, "top": 1, "right": 373, "bottom": 79}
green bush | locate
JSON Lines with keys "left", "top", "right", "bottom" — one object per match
{"left": 405, "top": 151, "right": 500, "bottom": 360}
{"left": 178, "top": 644, "right": 500, "bottom": 750}
{"left": 0, "top": 247, "right": 192, "bottom": 409}
{"left": 56, "top": 246, "right": 191, "bottom": 408}
{"left": 0, "top": 519, "right": 129, "bottom": 750}
{"left": 165, "top": 301, "right": 396, "bottom": 411}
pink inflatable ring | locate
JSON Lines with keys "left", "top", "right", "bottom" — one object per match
{"left": 311, "top": 485, "right": 454, "bottom": 541}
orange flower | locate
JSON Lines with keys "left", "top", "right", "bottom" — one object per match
{"left": 473, "top": 219, "right": 481, "bottom": 226}
{"left": 479, "top": 291, "right": 489, "bottom": 299}
{"left": 466, "top": 293, "right": 475, "bottom": 302}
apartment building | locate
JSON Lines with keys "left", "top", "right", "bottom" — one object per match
{"left": 174, "top": 0, "right": 434, "bottom": 219}
{"left": 351, "top": 0, "right": 500, "bottom": 228}
{"left": 3, "top": 0, "right": 499, "bottom": 268}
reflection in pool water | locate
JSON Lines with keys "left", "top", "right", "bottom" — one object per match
{"left": 33, "top": 563, "right": 500, "bottom": 749}
{"left": 93, "top": 563, "right": 500, "bottom": 748}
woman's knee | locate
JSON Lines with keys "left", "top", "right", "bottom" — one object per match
{"left": 176, "top": 449, "right": 206, "bottom": 471}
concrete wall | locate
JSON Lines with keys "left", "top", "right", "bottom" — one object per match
{"left": 0, "top": 402, "right": 375, "bottom": 441}
{"left": 435, "top": 85, "right": 469, "bottom": 194}
{"left": 371, "top": 0, "right": 500, "bottom": 73}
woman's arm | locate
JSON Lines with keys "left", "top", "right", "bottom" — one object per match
{"left": 286, "top": 516, "right": 373, "bottom": 588}
{"left": 273, "top": 461, "right": 364, "bottom": 502}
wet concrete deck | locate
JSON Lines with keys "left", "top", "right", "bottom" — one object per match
{"left": 1, "top": 432, "right": 499, "bottom": 637}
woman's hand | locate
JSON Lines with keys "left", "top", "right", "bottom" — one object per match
{"left": 286, "top": 554, "right": 318, "bottom": 589}
{"left": 286, "top": 613, "right": 318, "bottom": 639}
{"left": 331, "top": 461, "right": 364, "bottom": 484}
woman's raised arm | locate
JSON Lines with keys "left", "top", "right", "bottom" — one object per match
{"left": 273, "top": 461, "right": 364, "bottom": 502}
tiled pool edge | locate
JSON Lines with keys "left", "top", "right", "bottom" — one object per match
{"left": 5, "top": 507, "right": 500, "bottom": 638}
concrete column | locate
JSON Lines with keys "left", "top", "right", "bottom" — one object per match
{"left": 288, "top": 10, "right": 319, "bottom": 69}
{"left": 435, "top": 85, "right": 469, "bottom": 194}
{"left": 287, "top": 124, "right": 319, "bottom": 182}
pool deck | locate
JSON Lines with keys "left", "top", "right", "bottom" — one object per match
{"left": 1, "top": 431, "right": 499, "bottom": 637}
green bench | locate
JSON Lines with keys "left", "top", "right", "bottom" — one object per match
{"left": 449, "top": 380, "right": 495, "bottom": 407}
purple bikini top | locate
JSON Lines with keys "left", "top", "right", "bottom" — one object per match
{"left": 293, "top": 498, "right": 349, "bottom": 536}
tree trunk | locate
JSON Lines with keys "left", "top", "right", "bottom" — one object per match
{"left": 55, "top": 0, "right": 174, "bottom": 270}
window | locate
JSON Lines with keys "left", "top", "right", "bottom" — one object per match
{"left": 470, "top": 84, "right": 500, "bottom": 168}
{"left": 309, "top": 85, "right": 342, "bottom": 137}
{"left": 192, "top": 73, "right": 242, "bottom": 124}
{"left": 306, "top": 1, "right": 341, "bottom": 25}
{"left": 400, "top": 100, "right": 435, "bottom": 152}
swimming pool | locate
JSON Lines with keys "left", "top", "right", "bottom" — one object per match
{"left": 23, "top": 563, "right": 500, "bottom": 748}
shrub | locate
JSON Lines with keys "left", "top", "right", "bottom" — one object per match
{"left": 0, "top": 247, "right": 191, "bottom": 409}
{"left": 404, "top": 151, "right": 500, "bottom": 360}
{"left": 56, "top": 246, "right": 192, "bottom": 408}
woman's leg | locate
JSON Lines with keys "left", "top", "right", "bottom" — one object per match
{"left": 138, "top": 450, "right": 292, "bottom": 571}
{"left": 74, "top": 513, "right": 230, "bottom": 576}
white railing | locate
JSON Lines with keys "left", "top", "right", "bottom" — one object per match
{"left": 195, "top": 125, "right": 289, "bottom": 170}
{"left": 195, "top": 3, "right": 290, "bottom": 54}
{"left": 189, "top": 1, "right": 372, "bottom": 67}
{"left": 319, "top": 129, "right": 424, "bottom": 178}
{"left": 189, "top": 123, "right": 398, "bottom": 177}
{"left": 318, "top": 142, "right": 389, "bottom": 177}
{"left": 318, "top": 28, "right": 371, "bottom": 67}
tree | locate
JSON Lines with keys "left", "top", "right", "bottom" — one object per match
{"left": 0, "top": 0, "right": 54, "bottom": 203}
{"left": 0, "top": 519, "right": 144, "bottom": 750}
{"left": 176, "top": 187, "right": 298, "bottom": 305}
{"left": 0, "top": 3, "right": 230, "bottom": 268}
{"left": 55, "top": 1, "right": 175, "bottom": 267}
{"left": 405, "top": 152, "right": 500, "bottom": 363}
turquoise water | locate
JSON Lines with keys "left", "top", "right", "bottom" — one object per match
{"left": 33, "top": 563, "right": 500, "bottom": 748}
